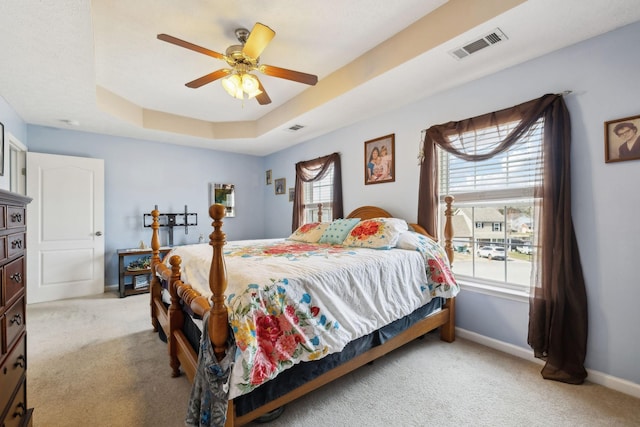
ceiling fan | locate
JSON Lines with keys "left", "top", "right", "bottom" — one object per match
{"left": 157, "top": 23, "right": 318, "bottom": 105}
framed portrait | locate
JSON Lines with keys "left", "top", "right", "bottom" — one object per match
{"left": 265, "top": 169, "right": 272, "bottom": 185}
{"left": 0, "top": 121, "right": 4, "bottom": 176}
{"left": 364, "top": 134, "right": 395, "bottom": 185}
{"left": 604, "top": 114, "right": 640, "bottom": 163}
{"left": 288, "top": 187, "right": 295, "bottom": 202}
{"left": 274, "top": 178, "right": 286, "bottom": 195}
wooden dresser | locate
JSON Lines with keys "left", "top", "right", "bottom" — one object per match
{"left": 0, "top": 190, "right": 32, "bottom": 427}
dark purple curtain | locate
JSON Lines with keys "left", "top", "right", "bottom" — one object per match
{"left": 418, "top": 94, "right": 588, "bottom": 384}
{"left": 292, "top": 153, "right": 343, "bottom": 232}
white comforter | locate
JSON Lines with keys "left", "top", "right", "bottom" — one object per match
{"left": 165, "top": 235, "right": 458, "bottom": 398}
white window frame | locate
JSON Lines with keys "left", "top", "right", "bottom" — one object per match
{"left": 303, "top": 163, "right": 334, "bottom": 223}
{"left": 437, "top": 119, "right": 544, "bottom": 302}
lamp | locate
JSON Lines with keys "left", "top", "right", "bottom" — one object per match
{"left": 222, "top": 72, "right": 263, "bottom": 100}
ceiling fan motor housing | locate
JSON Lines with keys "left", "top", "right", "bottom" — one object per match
{"left": 235, "top": 28, "right": 250, "bottom": 44}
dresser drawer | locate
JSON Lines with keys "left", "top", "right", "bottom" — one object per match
{"left": 6, "top": 206, "right": 25, "bottom": 229}
{"left": 4, "top": 258, "right": 25, "bottom": 307}
{"left": 2, "top": 380, "right": 29, "bottom": 427}
{"left": 7, "top": 233, "right": 25, "bottom": 259}
{"left": 0, "top": 333, "right": 26, "bottom": 413}
{"left": 4, "top": 297, "right": 25, "bottom": 354}
{"left": 0, "top": 205, "right": 5, "bottom": 230}
{"left": 0, "top": 236, "right": 6, "bottom": 264}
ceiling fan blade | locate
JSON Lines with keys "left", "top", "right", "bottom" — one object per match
{"left": 242, "top": 23, "right": 275, "bottom": 59}
{"left": 259, "top": 64, "right": 318, "bottom": 86}
{"left": 185, "top": 69, "right": 230, "bottom": 88}
{"left": 157, "top": 34, "right": 224, "bottom": 60}
{"left": 254, "top": 78, "right": 271, "bottom": 105}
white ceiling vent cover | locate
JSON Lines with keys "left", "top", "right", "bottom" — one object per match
{"left": 449, "top": 28, "right": 508, "bottom": 60}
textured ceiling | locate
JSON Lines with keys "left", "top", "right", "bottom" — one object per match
{"left": 1, "top": 0, "right": 640, "bottom": 156}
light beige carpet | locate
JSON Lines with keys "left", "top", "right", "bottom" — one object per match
{"left": 27, "top": 292, "right": 640, "bottom": 426}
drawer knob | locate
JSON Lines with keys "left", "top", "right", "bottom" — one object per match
{"left": 11, "top": 239, "right": 23, "bottom": 249}
{"left": 15, "top": 355, "right": 26, "bottom": 368}
{"left": 10, "top": 313, "right": 23, "bottom": 326}
{"left": 13, "top": 402, "right": 27, "bottom": 418}
{"left": 11, "top": 213, "right": 23, "bottom": 223}
{"left": 10, "top": 272, "right": 23, "bottom": 283}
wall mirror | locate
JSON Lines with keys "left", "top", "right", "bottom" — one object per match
{"left": 210, "top": 183, "right": 235, "bottom": 217}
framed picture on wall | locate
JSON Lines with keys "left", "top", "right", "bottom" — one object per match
{"left": 266, "top": 169, "right": 272, "bottom": 185}
{"left": 604, "top": 114, "right": 640, "bottom": 163}
{"left": 364, "top": 133, "right": 395, "bottom": 185}
{"left": 288, "top": 187, "right": 295, "bottom": 202}
{"left": 274, "top": 178, "right": 286, "bottom": 195}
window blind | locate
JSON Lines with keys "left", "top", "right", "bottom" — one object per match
{"left": 439, "top": 119, "right": 544, "bottom": 201}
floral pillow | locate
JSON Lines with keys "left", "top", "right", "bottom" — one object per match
{"left": 342, "top": 218, "right": 408, "bottom": 249}
{"left": 317, "top": 218, "right": 361, "bottom": 244}
{"left": 288, "top": 222, "right": 330, "bottom": 243}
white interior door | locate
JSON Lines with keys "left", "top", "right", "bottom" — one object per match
{"left": 26, "top": 152, "right": 105, "bottom": 304}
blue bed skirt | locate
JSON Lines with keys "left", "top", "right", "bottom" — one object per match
{"left": 176, "top": 297, "right": 444, "bottom": 417}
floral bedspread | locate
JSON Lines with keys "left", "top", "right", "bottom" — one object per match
{"left": 168, "top": 235, "right": 458, "bottom": 400}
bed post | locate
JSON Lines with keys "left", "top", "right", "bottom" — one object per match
{"left": 168, "top": 255, "right": 185, "bottom": 377}
{"left": 443, "top": 195, "right": 455, "bottom": 266}
{"left": 208, "top": 204, "right": 230, "bottom": 360}
{"left": 150, "top": 208, "right": 161, "bottom": 332}
{"left": 440, "top": 195, "right": 456, "bottom": 343}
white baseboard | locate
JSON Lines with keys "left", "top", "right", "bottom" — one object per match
{"left": 456, "top": 327, "right": 640, "bottom": 399}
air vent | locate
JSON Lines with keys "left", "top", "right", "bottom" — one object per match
{"left": 449, "top": 28, "right": 508, "bottom": 60}
{"left": 286, "top": 124, "right": 305, "bottom": 132}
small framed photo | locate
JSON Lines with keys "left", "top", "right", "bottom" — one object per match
{"left": 274, "top": 178, "right": 286, "bottom": 195}
{"left": 288, "top": 187, "right": 295, "bottom": 202}
{"left": 605, "top": 114, "right": 640, "bottom": 163}
{"left": 364, "top": 134, "right": 395, "bottom": 185}
{"left": 265, "top": 169, "right": 272, "bottom": 185}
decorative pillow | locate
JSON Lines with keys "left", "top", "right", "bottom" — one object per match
{"left": 288, "top": 222, "right": 329, "bottom": 243}
{"left": 317, "top": 218, "right": 361, "bottom": 244}
{"left": 395, "top": 230, "right": 436, "bottom": 251}
{"left": 342, "top": 218, "right": 408, "bottom": 249}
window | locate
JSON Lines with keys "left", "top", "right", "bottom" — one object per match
{"left": 303, "top": 162, "right": 334, "bottom": 223}
{"left": 438, "top": 118, "right": 543, "bottom": 293}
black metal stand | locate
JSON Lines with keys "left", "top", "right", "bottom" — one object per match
{"left": 143, "top": 205, "right": 197, "bottom": 246}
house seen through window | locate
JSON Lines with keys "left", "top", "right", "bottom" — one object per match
{"left": 303, "top": 162, "right": 334, "bottom": 223}
{"left": 438, "top": 119, "right": 544, "bottom": 293}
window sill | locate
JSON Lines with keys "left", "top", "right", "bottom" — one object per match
{"left": 457, "top": 278, "right": 529, "bottom": 303}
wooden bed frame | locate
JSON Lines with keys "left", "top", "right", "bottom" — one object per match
{"left": 149, "top": 197, "right": 456, "bottom": 426}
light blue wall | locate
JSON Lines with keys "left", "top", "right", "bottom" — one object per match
{"left": 26, "top": 127, "right": 266, "bottom": 286}
{"left": 2, "top": 21, "right": 638, "bottom": 387}
{"left": 264, "top": 22, "right": 640, "bottom": 385}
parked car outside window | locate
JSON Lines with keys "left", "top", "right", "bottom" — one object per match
{"left": 516, "top": 245, "right": 533, "bottom": 255}
{"left": 477, "top": 246, "right": 507, "bottom": 260}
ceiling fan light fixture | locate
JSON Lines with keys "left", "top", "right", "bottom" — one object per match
{"left": 241, "top": 74, "right": 262, "bottom": 98}
{"left": 222, "top": 73, "right": 263, "bottom": 100}
{"left": 222, "top": 74, "right": 243, "bottom": 99}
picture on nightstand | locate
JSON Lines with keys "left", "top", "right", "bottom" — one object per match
{"left": 134, "top": 275, "right": 149, "bottom": 289}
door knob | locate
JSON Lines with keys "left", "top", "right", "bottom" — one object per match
{"left": 95, "top": 231, "right": 103, "bottom": 236}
